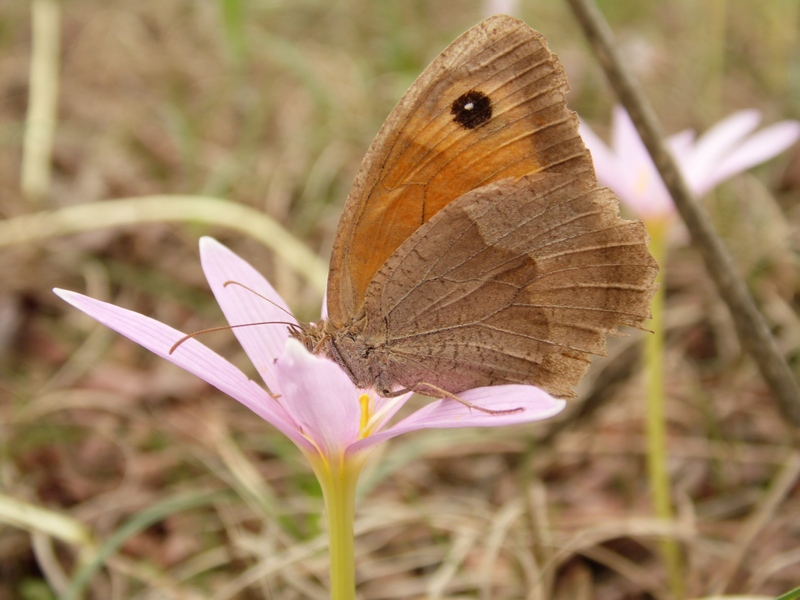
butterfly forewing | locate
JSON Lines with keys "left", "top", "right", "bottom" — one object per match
{"left": 327, "top": 15, "right": 595, "bottom": 325}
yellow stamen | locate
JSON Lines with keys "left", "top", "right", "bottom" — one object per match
{"left": 359, "top": 393, "right": 371, "bottom": 436}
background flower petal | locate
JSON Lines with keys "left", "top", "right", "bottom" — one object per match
{"left": 54, "top": 289, "right": 315, "bottom": 452}
{"left": 348, "top": 385, "right": 565, "bottom": 454}
{"left": 667, "top": 128, "right": 695, "bottom": 156}
{"left": 611, "top": 105, "right": 645, "bottom": 166}
{"left": 200, "top": 237, "right": 296, "bottom": 395}
{"left": 585, "top": 107, "right": 674, "bottom": 219}
{"left": 683, "top": 109, "right": 761, "bottom": 192}
{"left": 275, "top": 339, "right": 361, "bottom": 458}
{"left": 579, "top": 120, "right": 620, "bottom": 186}
{"left": 602, "top": 107, "right": 643, "bottom": 205}
{"left": 699, "top": 120, "right": 800, "bottom": 195}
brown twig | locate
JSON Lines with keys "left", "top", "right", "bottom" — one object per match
{"left": 565, "top": 0, "right": 800, "bottom": 426}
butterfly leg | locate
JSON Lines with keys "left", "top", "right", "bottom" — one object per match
{"left": 383, "top": 383, "right": 524, "bottom": 415}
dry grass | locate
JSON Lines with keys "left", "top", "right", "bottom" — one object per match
{"left": 1, "top": 1, "right": 800, "bottom": 598}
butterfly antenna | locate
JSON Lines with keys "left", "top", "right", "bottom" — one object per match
{"left": 169, "top": 321, "right": 299, "bottom": 355}
{"left": 223, "top": 280, "right": 300, "bottom": 320}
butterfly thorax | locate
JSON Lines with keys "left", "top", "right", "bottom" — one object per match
{"left": 294, "top": 319, "right": 395, "bottom": 395}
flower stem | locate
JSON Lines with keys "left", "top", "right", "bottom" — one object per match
{"left": 645, "top": 218, "right": 683, "bottom": 597}
{"left": 314, "top": 456, "right": 363, "bottom": 600}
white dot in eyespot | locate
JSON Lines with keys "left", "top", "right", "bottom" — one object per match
{"left": 464, "top": 102, "right": 474, "bottom": 110}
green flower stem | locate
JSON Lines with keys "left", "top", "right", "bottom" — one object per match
{"left": 644, "top": 218, "right": 683, "bottom": 596}
{"left": 313, "top": 455, "right": 364, "bottom": 600}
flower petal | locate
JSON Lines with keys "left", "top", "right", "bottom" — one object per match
{"left": 601, "top": 107, "right": 643, "bottom": 204}
{"left": 369, "top": 391, "right": 415, "bottom": 432}
{"left": 699, "top": 120, "right": 800, "bottom": 194}
{"left": 601, "top": 107, "right": 670, "bottom": 217}
{"left": 53, "top": 289, "right": 315, "bottom": 452}
{"left": 683, "top": 109, "right": 761, "bottom": 193}
{"left": 482, "top": 0, "right": 520, "bottom": 17}
{"left": 579, "top": 119, "right": 622, "bottom": 188}
{"left": 348, "top": 385, "right": 565, "bottom": 453}
{"left": 611, "top": 105, "right": 646, "bottom": 169}
{"left": 200, "top": 237, "right": 296, "bottom": 395}
{"left": 320, "top": 290, "right": 328, "bottom": 320}
{"left": 667, "top": 128, "right": 696, "bottom": 157}
{"left": 274, "top": 339, "right": 361, "bottom": 458}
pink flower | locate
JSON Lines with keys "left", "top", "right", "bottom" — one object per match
{"left": 54, "top": 238, "right": 564, "bottom": 465}
{"left": 580, "top": 106, "right": 800, "bottom": 220}
{"left": 482, "top": 0, "right": 519, "bottom": 17}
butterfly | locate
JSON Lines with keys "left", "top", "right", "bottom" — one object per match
{"left": 294, "top": 15, "right": 658, "bottom": 400}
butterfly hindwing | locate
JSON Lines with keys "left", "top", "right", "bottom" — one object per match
{"left": 362, "top": 174, "right": 657, "bottom": 397}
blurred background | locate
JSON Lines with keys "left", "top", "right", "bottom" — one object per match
{"left": 1, "top": 1, "right": 799, "bottom": 598}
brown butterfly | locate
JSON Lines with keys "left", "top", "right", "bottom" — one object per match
{"left": 295, "top": 15, "right": 658, "bottom": 400}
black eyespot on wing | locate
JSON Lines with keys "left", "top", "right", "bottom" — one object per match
{"left": 451, "top": 90, "right": 492, "bottom": 129}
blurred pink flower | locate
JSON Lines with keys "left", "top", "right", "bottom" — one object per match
{"left": 482, "top": 0, "right": 519, "bottom": 17}
{"left": 55, "top": 238, "right": 564, "bottom": 465}
{"left": 580, "top": 106, "right": 800, "bottom": 220}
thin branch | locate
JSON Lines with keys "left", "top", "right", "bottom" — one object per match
{"left": 565, "top": 0, "right": 800, "bottom": 426}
